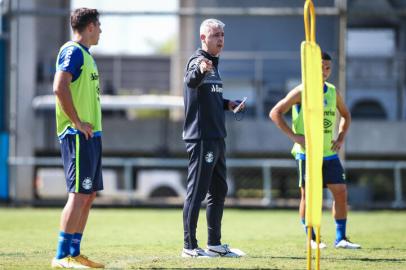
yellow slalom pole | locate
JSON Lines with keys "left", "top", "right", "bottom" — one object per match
{"left": 307, "top": 226, "right": 312, "bottom": 270}
{"left": 301, "top": 0, "right": 324, "bottom": 269}
{"left": 316, "top": 226, "right": 321, "bottom": 270}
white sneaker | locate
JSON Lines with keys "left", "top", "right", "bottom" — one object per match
{"left": 335, "top": 238, "right": 361, "bottom": 249}
{"left": 181, "top": 247, "right": 211, "bottom": 258}
{"left": 206, "top": 244, "right": 245, "bottom": 258}
{"left": 311, "top": 240, "right": 327, "bottom": 249}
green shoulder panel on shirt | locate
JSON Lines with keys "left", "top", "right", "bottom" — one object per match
{"left": 55, "top": 41, "right": 102, "bottom": 137}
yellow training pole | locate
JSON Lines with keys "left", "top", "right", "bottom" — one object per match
{"left": 301, "top": 0, "right": 324, "bottom": 269}
{"left": 307, "top": 227, "right": 312, "bottom": 270}
{"left": 316, "top": 226, "right": 321, "bottom": 270}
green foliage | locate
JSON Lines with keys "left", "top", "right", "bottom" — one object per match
{"left": 147, "top": 35, "right": 177, "bottom": 55}
{"left": 0, "top": 208, "right": 405, "bottom": 269}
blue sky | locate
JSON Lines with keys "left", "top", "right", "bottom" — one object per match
{"left": 72, "top": 0, "right": 179, "bottom": 55}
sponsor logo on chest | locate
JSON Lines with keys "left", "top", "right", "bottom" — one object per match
{"left": 90, "top": 73, "right": 99, "bottom": 81}
{"left": 211, "top": 84, "right": 223, "bottom": 93}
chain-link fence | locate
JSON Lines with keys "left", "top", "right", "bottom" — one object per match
{"left": 8, "top": 157, "right": 406, "bottom": 208}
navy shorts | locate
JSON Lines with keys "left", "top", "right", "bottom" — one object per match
{"left": 60, "top": 134, "right": 103, "bottom": 194}
{"left": 297, "top": 158, "right": 346, "bottom": 188}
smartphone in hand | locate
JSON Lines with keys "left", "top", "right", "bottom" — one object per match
{"left": 233, "top": 97, "right": 247, "bottom": 113}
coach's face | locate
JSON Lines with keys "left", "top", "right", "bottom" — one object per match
{"left": 202, "top": 26, "right": 224, "bottom": 56}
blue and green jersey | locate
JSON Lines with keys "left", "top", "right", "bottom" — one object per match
{"left": 55, "top": 41, "right": 102, "bottom": 139}
{"left": 291, "top": 82, "right": 337, "bottom": 160}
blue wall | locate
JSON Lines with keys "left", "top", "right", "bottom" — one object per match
{"left": 0, "top": 16, "right": 8, "bottom": 200}
{"left": 0, "top": 133, "right": 8, "bottom": 200}
{"left": 0, "top": 26, "right": 4, "bottom": 131}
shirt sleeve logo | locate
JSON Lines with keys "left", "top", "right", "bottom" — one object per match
{"left": 62, "top": 47, "right": 74, "bottom": 68}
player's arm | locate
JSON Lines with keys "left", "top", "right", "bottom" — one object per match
{"left": 269, "top": 85, "right": 305, "bottom": 148}
{"left": 53, "top": 71, "right": 93, "bottom": 139}
{"left": 331, "top": 89, "right": 351, "bottom": 151}
{"left": 184, "top": 57, "right": 212, "bottom": 88}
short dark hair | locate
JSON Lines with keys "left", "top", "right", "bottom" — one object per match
{"left": 322, "top": 51, "right": 332, "bottom": 61}
{"left": 70, "top": 8, "right": 99, "bottom": 33}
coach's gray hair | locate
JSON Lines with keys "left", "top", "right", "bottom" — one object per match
{"left": 199, "top": 18, "right": 225, "bottom": 35}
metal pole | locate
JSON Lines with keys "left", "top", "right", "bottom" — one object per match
{"left": 124, "top": 161, "right": 133, "bottom": 191}
{"left": 262, "top": 165, "right": 272, "bottom": 206}
{"left": 398, "top": 22, "right": 406, "bottom": 120}
{"left": 113, "top": 56, "right": 122, "bottom": 91}
{"left": 255, "top": 56, "right": 264, "bottom": 119}
{"left": 123, "top": 161, "right": 134, "bottom": 201}
{"left": 337, "top": 0, "right": 347, "bottom": 162}
{"left": 393, "top": 163, "right": 404, "bottom": 208}
{"left": 8, "top": 0, "right": 19, "bottom": 201}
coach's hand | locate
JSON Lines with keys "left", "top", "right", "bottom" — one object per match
{"left": 74, "top": 121, "right": 94, "bottom": 140}
{"left": 228, "top": 100, "right": 245, "bottom": 112}
{"left": 199, "top": 58, "right": 213, "bottom": 73}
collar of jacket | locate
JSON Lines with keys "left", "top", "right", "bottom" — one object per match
{"left": 197, "top": 48, "right": 219, "bottom": 67}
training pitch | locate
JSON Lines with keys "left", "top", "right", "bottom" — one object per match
{"left": 0, "top": 208, "right": 405, "bottom": 269}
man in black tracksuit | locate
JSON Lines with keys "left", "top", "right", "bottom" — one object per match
{"left": 181, "top": 18, "right": 244, "bottom": 258}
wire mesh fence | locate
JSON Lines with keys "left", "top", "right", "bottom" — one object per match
{"left": 7, "top": 157, "right": 406, "bottom": 209}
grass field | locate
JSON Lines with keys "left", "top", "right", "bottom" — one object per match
{"left": 0, "top": 208, "right": 405, "bottom": 270}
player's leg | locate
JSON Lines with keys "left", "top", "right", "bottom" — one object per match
{"left": 205, "top": 140, "right": 244, "bottom": 258}
{"left": 299, "top": 187, "right": 312, "bottom": 236}
{"left": 69, "top": 192, "right": 96, "bottom": 257}
{"left": 298, "top": 159, "right": 313, "bottom": 238}
{"left": 55, "top": 193, "right": 90, "bottom": 259}
{"left": 69, "top": 136, "right": 105, "bottom": 267}
{"left": 328, "top": 183, "right": 347, "bottom": 219}
{"left": 53, "top": 134, "right": 104, "bottom": 268}
{"left": 298, "top": 159, "right": 326, "bottom": 249}
{"left": 325, "top": 159, "right": 360, "bottom": 249}
{"left": 206, "top": 139, "right": 227, "bottom": 247}
{"left": 71, "top": 136, "right": 102, "bottom": 257}
{"left": 69, "top": 192, "right": 103, "bottom": 268}
{"left": 53, "top": 134, "right": 86, "bottom": 265}
{"left": 182, "top": 140, "right": 215, "bottom": 257}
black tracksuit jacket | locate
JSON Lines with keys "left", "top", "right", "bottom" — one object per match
{"left": 182, "top": 49, "right": 229, "bottom": 140}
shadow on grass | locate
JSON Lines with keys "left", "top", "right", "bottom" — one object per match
{"left": 369, "top": 247, "right": 406, "bottom": 252}
{"left": 337, "top": 257, "right": 406, "bottom": 263}
{"left": 108, "top": 268, "right": 282, "bottom": 270}
{"left": 261, "top": 256, "right": 304, "bottom": 260}
{"left": 264, "top": 254, "right": 406, "bottom": 264}
{"left": 108, "top": 267, "right": 282, "bottom": 270}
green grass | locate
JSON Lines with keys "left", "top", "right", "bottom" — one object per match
{"left": 0, "top": 208, "right": 405, "bottom": 269}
